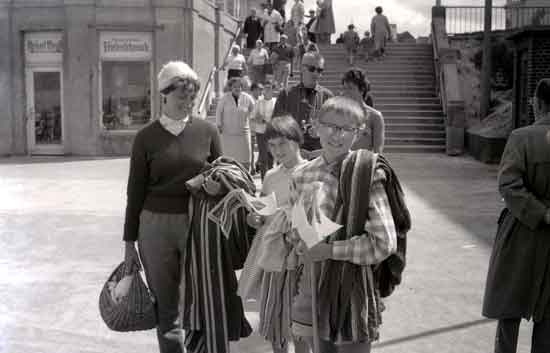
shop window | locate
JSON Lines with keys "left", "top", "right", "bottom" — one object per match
{"left": 99, "top": 32, "right": 152, "bottom": 131}
{"left": 102, "top": 61, "right": 151, "bottom": 130}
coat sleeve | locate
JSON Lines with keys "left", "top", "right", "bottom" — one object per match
{"left": 498, "top": 130, "right": 548, "bottom": 230}
{"left": 123, "top": 131, "right": 149, "bottom": 241}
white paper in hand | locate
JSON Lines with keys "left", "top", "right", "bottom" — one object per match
{"left": 243, "top": 192, "right": 279, "bottom": 216}
{"left": 291, "top": 196, "right": 343, "bottom": 249}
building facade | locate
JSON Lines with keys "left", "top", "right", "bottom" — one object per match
{"left": 0, "top": 0, "right": 247, "bottom": 156}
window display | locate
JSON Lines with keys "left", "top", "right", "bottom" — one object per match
{"left": 100, "top": 32, "right": 152, "bottom": 130}
{"left": 101, "top": 61, "right": 151, "bottom": 130}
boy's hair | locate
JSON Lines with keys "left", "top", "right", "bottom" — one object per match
{"left": 375, "top": 6, "right": 383, "bottom": 14}
{"left": 264, "top": 115, "right": 304, "bottom": 145}
{"left": 316, "top": 96, "right": 365, "bottom": 127}
{"left": 348, "top": 24, "right": 355, "bottom": 30}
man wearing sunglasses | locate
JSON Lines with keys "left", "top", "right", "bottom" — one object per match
{"left": 273, "top": 51, "right": 333, "bottom": 159}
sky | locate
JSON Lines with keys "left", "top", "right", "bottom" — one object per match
{"left": 287, "top": 0, "right": 507, "bottom": 38}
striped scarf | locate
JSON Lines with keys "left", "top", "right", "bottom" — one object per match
{"left": 318, "top": 149, "right": 382, "bottom": 344}
{"left": 181, "top": 157, "right": 255, "bottom": 353}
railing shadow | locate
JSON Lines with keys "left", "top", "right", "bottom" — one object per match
{"left": 373, "top": 318, "right": 493, "bottom": 348}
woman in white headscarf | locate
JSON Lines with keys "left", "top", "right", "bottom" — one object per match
{"left": 123, "top": 61, "right": 222, "bottom": 353}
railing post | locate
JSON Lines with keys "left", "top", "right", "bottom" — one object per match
{"left": 480, "top": 0, "right": 492, "bottom": 119}
{"left": 214, "top": 3, "right": 222, "bottom": 98}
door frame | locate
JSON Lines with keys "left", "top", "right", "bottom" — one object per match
{"left": 25, "top": 65, "right": 65, "bottom": 155}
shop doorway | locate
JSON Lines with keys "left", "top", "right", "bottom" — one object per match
{"left": 25, "top": 67, "right": 65, "bottom": 155}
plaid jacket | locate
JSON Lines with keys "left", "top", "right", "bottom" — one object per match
{"left": 289, "top": 154, "right": 397, "bottom": 264}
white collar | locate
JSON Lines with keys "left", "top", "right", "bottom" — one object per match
{"left": 159, "top": 114, "right": 190, "bottom": 136}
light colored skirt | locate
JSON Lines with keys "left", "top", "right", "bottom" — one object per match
{"left": 221, "top": 132, "right": 251, "bottom": 165}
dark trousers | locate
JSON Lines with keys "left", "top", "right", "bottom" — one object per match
{"left": 138, "top": 210, "right": 189, "bottom": 353}
{"left": 495, "top": 318, "right": 550, "bottom": 353}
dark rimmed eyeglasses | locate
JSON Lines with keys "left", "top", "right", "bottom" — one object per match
{"left": 304, "top": 65, "right": 324, "bottom": 74}
{"left": 318, "top": 121, "right": 358, "bottom": 134}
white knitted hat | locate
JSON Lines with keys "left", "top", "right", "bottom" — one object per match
{"left": 157, "top": 61, "right": 199, "bottom": 92}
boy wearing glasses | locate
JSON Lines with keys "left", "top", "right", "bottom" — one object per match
{"left": 289, "top": 96, "right": 402, "bottom": 353}
{"left": 273, "top": 52, "right": 333, "bottom": 159}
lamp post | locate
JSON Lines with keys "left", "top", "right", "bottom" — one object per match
{"left": 480, "top": 0, "right": 492, "bottom": 119}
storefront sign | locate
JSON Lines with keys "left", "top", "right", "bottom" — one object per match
{"left": 100, "top": 32, "right": 152, "bottom": 60}
{"left": 25, "top": 32, "right": 63, "bottom": 64}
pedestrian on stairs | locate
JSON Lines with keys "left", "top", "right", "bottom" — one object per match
{"left": 370, "top": 6, "right": 392, "bottom": 60}
{"left": 342, "top": 24, "right": 360, "bottom": 66}
{"left": 272, "top": 51, "right": 333, "bottom": 160}
{"left": 216, "top": 77, "right": 256, "bottom": 172}
{"left": 271, "top": 34, "right": 295, "bottom": 91}
{"left": 340, "top": 68, "right": 385, "bottom": 153}
{"left": 311, "top": 0, "right": 335, "bottom": 45}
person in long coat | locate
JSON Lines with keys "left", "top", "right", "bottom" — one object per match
{"left": 311, "top": 0, "right": 335, "bottom": 44}
{"left": 482, "top": 78, "right": 550, "bottom": 353}
{"left": 216, "top": 77, "right": 255, "bottom": 172}
{"left": 370, "top": 6, "right": 391, "bottom": 59}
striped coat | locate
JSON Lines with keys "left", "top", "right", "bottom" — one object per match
{"left": 181, "top": 157, "right": 256, "bottom": 353}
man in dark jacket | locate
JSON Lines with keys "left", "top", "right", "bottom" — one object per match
{"left": 272, "top": 51, "right": 333, "bottom": 158}
{"left": 243, "top": 8, "right": 263, "bottom": 51}
{"left": 482, "top": 78, "right": 550, "bottom": 353}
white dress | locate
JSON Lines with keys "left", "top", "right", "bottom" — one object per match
{"left": 216, "top": 92, "right": 255, "bottom": 165}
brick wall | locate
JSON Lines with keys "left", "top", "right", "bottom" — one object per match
{"left": 526, "top": 36, "right": 550, "bottom": 124}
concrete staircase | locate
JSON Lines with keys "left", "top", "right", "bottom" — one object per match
{"left": 316, "top": 43, "right": 446, "bottom": 153}
{"left": 206, "top": 42, "right": 446, "bottom": 153}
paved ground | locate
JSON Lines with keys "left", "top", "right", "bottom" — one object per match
{"left": 0, "top": 154, "right": 534, "bottom": 353}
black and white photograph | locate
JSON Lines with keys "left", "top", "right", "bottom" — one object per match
{"left": 1, "top": 0, "right": 550, "bottom": 352}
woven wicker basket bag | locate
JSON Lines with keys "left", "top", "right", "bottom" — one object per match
{"left": 99, "top": 262, "right": 157, "bottom": 331}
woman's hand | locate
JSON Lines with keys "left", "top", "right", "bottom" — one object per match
{"left": 246, "top": 212, "right": 265, "bottom": 229}
{"left": 124, "top": 241, "right": 140, "bottom": 273}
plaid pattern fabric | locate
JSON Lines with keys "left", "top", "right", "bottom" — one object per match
{"left": 290, "top": 151, "right": 397, "bottom": 344}
{"left": 331, "top": 170, "right": 397, "bottom": 265}
{"left": 289, "top": 155, "right": 396, "bottom": 264}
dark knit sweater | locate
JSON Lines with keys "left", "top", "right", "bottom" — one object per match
{"left": 123, "top": 117, "right": 222, "bottom": 241}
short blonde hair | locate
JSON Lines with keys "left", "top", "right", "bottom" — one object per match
{"left": 316, "top": 96, "right": 366, "bottom": 127}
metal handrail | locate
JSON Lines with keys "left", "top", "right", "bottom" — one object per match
{"left": 443, "top": 5, "right": 550, "bottom": 35}
{"left": 197, "top": 20, "right": 243, "bottom": 116}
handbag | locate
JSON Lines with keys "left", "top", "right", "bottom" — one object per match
{"left": 99, "top": 261, "right": 157, "bottom": 332}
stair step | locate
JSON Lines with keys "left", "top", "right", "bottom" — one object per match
{"left": 383, "top": 145, "right": 446, "bottom": 153}
{"left": 383, "top": 117, "right": 445, "bottom": 124}
{"left": 376, "top": 97, "right": 441, "bottom": 104}
{"left": 375, "top": 103, "right": 442, "bottom": 110}
{"left": 385, "top": 123, "right": 445, "bottom": 131}
{"left": 386, "top": 137, "right": 447, "bottom": 145}
{"left": 381, "top": 110, "right": 444, "bottom": 117}
{"left": 372, "top": 85, "right": 436, "bottom": 92}
{"left": 386, "top": 130, "right": 446, "bottom": 138}
{"left": 320, "top": 69, "right": 434, "bottom": 75}
{"left": 374, "top": 91, "right": 438, "bottom": 98}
